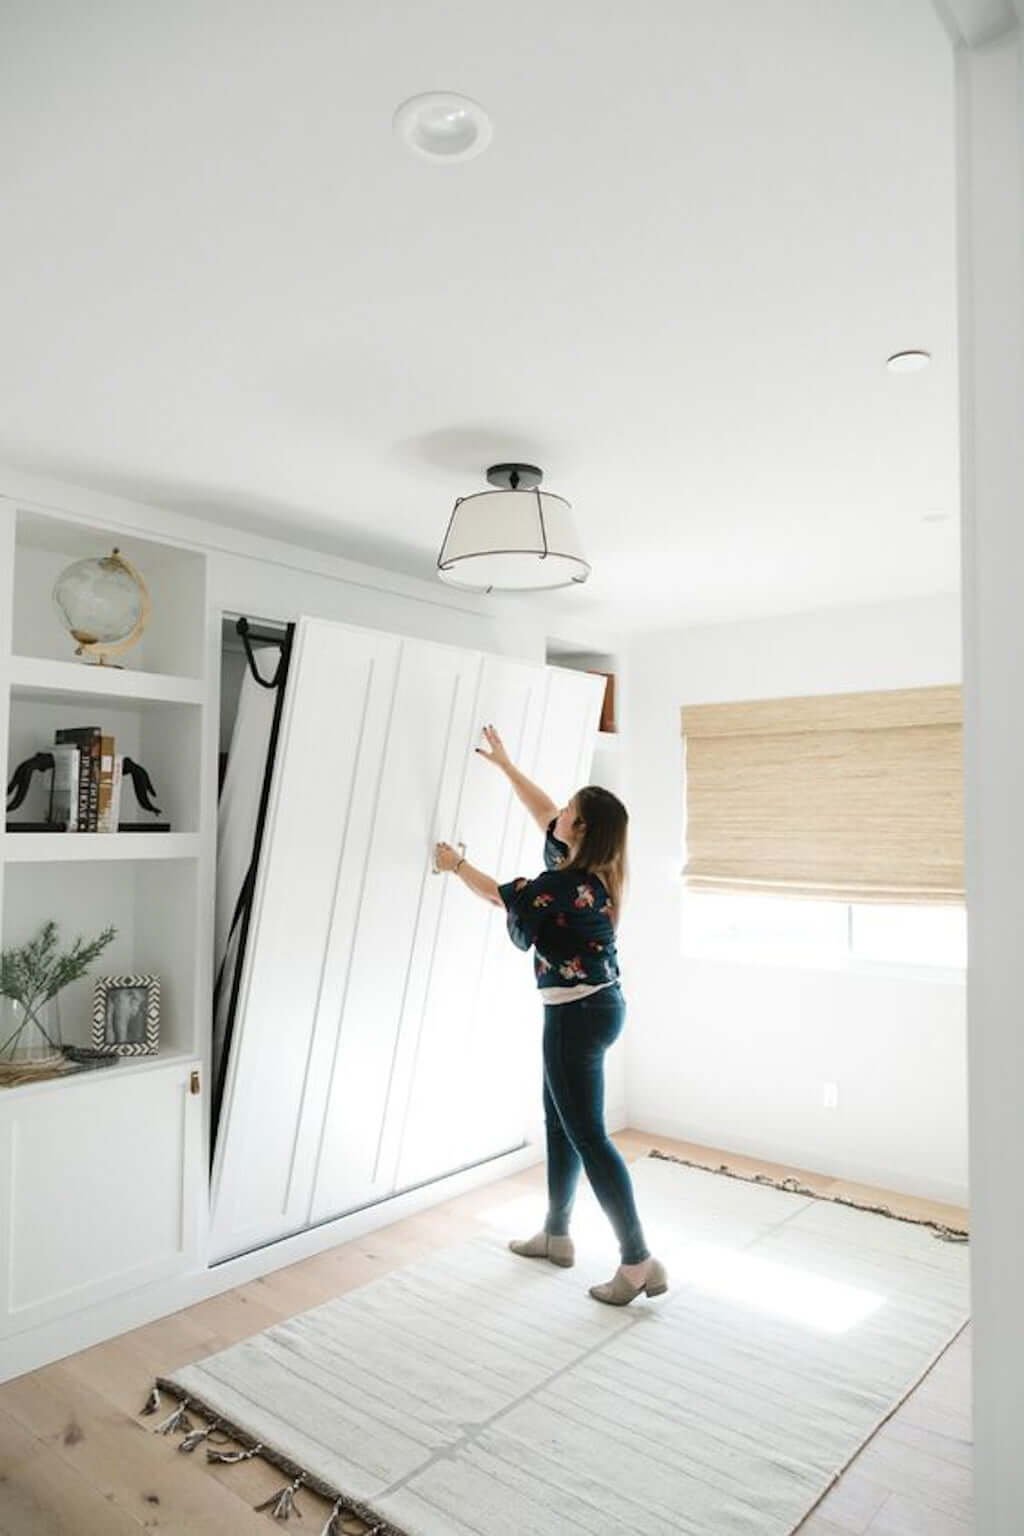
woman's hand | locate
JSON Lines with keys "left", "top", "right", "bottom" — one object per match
{"left": 476, "top": 724, "right": 512, "bottom": 772}
{"left": 434, "top": 841, "right": 464, "bottom": 874}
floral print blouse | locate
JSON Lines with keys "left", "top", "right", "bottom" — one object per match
{"left": 497, "top": 819, "right": 620, "bottom": 996}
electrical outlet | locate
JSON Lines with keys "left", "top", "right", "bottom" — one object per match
{"left": 823, "top": 1081, "right": 839, "bottom": 1109}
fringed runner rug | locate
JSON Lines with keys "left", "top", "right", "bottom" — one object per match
{"left": 145, "top": 1153, "right": 970, "bottom": 1535}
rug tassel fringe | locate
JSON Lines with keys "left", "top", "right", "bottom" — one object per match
{"left": 318, "top": 1498, "right": 345, "bottom": 1535}
{"left": 208, "top": 1440, "right": 264, "bottom": 1465}
{"left": 145, "top": 1383, "right": 420, "bottom": 1535}
{"left": 179, "top": 1419, "right": 221, "bottom": 1454}
{"left": 649, "top": 1149, "right": 970, "bottom": 1242}
{"left": 154, "top": 1399, "right": 193, "bottom": 1436}
{"left": 256, "top": 1475, "right": 305, "bottom": 1519}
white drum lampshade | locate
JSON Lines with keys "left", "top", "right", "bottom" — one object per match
{"left": 437, "top": 464, "right": 590, "bottom": 592}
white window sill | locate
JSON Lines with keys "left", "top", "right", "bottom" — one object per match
{"left": 681, "top": 948, "right": 966, "bottom": 986}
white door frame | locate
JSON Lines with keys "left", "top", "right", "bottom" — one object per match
{"left": 937, "top": 1, "right": 1023, "bottom": 1526}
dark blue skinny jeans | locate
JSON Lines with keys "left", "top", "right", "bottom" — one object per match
{"left": 541, "top": 983, "right": 650, "bottom": 1266}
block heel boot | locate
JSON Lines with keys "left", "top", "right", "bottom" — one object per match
{"left": 589, "top": 1257, "right": 669, "bottom": 1306}
{"left": 508, "top": 1231, "right": 576, "bottom": 1268}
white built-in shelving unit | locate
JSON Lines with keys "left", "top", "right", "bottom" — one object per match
{"left": 0, "top": 497, "right": 210, "bottom": 1363}
{"left": 0, "top": 500, "right": 210, "bottom": 1061}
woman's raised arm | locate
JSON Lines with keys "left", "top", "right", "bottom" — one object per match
{"left": 476, "top": 725, "right": 558, "bottom": 833}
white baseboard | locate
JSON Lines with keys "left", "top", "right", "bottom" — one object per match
{"left": 628, "top": 1114, "right": 969, "bottom": 1210}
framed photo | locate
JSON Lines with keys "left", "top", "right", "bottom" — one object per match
{"left": 92, "top": 974, "right": 160, "bottom": 1056}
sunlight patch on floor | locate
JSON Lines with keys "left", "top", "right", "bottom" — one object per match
{"left": 479, "top": 1188, "right": 885, "bottom": 1335}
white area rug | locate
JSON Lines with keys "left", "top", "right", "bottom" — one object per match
{"left": 160, "top": 1157, "right": 970, "bottom": 1535}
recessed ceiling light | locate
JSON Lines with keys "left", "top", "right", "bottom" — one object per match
{"left": 393, "top": 93, "right": 492, "bottom": 162}
{"left": 887, "top": 350, "right": 931, "bottom": 373}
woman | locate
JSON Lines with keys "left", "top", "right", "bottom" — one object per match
{"left": 434, "top": 724, "right": 667, "bottom": 1307}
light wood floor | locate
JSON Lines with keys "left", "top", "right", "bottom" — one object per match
{"left": 0, "top": 1130, "right": 972, "bottom": 1535}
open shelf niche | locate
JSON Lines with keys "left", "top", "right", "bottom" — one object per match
{"left": 2, "top": 857, "right": 202, "bottom": 1058}
{"left": 12, "top": 509, "right": 205, "bottom": 678}
{"left": 0, "top": 499, "right": 211, "bottom": 1073}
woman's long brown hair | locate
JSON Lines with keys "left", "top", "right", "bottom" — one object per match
{"left": 560, "top": 785, "right": 629, "bottom": 926}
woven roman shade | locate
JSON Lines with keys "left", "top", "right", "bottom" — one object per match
{"left": 681, "top": 686, "right": 963, "bottom": 903}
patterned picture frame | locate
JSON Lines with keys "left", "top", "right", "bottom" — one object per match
{"left": 91, "top": 974, "right": 160, "bottom": 1056}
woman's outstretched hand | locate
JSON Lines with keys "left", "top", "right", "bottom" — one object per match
{"left": 476, "top": 724, "right": 512, "bottom": 771}
{"left": 434, "top": 841, "right": 463, "bottom": 873}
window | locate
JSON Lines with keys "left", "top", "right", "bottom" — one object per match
{"left": 682, "top": 890, "right": 966, "bottom": 974}
{"left": 681, "top": 686, "right": 963, "bottom": 905}
{"left": 850, "top": 902, "right": 967, "bottom": 969}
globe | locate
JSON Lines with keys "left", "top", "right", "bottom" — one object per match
{"left": 52, "top": 550, "right": 150, "bottom": 664}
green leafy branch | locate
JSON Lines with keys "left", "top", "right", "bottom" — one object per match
{"left": 0, "top": 920, "right": 117, "bottom": 1013}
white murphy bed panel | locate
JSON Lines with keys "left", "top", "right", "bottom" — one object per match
{"left": 209, "top": 615, "right": 604, "bottom": 1263}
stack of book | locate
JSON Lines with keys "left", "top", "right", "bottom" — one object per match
{"left": 50, "top": 728, "right": 123, "bottom": 833}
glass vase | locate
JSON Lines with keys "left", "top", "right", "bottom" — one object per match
{"left": 0, "top": 995, "right": 63, "bottom": 1066}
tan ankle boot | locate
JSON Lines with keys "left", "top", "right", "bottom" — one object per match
{"left": 508, "top": 1231, "right": 575, "bottom": 1268}
{"left": 589, "top": 1257, "right": 668, "bottom": 1306}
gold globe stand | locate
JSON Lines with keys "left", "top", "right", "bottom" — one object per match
{"left": 61, "top": 549, "right": 152, "bottom": 667}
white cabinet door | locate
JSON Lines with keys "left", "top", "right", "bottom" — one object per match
{"left": 390, "top": 655, "right": 550, "bottom": 1192}
{"left": 308, "top": 637, "right": 483, "bottom": 1224}
{"left": 0, "top": 1060, "right": 201, "bottom": 1338}
{"left": 209, "top": 619, "right": 401, "bottom": 1262}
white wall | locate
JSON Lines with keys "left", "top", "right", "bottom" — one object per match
{"left": 620, "top": 593, "right": 966, "bottom": 1204}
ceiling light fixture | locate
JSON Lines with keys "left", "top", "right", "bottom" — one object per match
{"left": 437, "top": 464, "right": 590, "bottom": 593}
{"left": 393, "top": 92, "right": 492, "bottom": 162}
{"left": 886, "top": 350, "right": 931, "bottom": 373}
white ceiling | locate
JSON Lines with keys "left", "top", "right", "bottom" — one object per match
{"left": 0, "top": 1, "right": 959, "bottom": 632}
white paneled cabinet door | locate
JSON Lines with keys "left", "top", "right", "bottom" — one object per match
{"left": 308, "top": 637, "right": 484, "bottom": 1224}
{"left": 209, "top": 618, "right": 401, "bottom": 1263}
{"left": 390, "top": 655, "right": 550, "bottom": 1192}
{"left": 0, "top": 1062, "right": 201, "bottom": 1339}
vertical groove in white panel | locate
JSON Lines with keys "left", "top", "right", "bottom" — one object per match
{"left": 384, "top": 657, "right": 487, "bottom": 1183}
{"left": 448, "top": 656, "right": 488, "bottom": 854}
{"left": 0, "top": 1120, "right": 11, "bottom": 1324}
{"left": 283, "top": 655, "right": 375, "bottom": 1215}
{"left": 371, "top": 661, "right": 468, "bottom": 1183}
{"left": 466, "top": 671, "right": 534, "bottom": 1019}
{"left": 307, "top": 643, "right": 405, "bottom": 1213}
{"left": 6, "top": 1124, "right": 19, "bottom": 1307}
{"left": 176, "top": 1083, "right": 188, "bottom": 1251}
